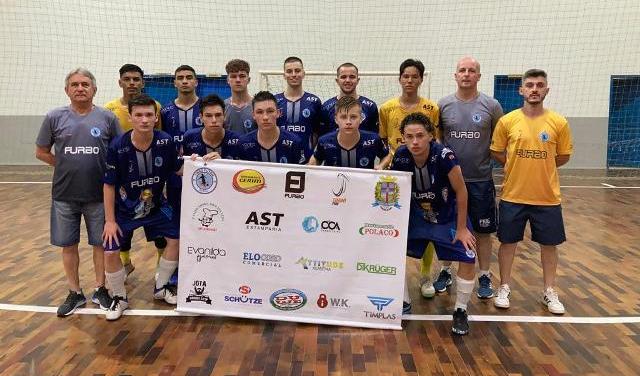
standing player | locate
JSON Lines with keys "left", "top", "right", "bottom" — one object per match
{"left": 490, "top": 69, "right": 573, "bottom": 315}
{"left": 105, "top": 63, "right": 165, "bottom": 276}
{"left": 320, "top": 62, "right": 379, "bottom": 135}
{"left": 102, "top": 95, "right": 181, "bottom": 320}
{"left": 379, "top": 59, "right": 440, "bottom": 297}
{"left": 434, "top": 57, "right": 504, "bottom": 298}
{"left": 237, "top": 91, "right": 305, "bottom": 164}
{"left": 35, "top": 68, "right": 120, "bottom": 316}
{"left": 224, "top": 59, "right": 256, "bottom": 135}
{"left": 308, "top": 96, "right": 390, "bottom": 169}
{"left": 391, "top": 113, "right": 477, "bottom": 335}
{"left": 275, "top": 56, "right": 322, "bottom": 161}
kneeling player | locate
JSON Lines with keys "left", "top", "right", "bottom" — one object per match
{"left": 391, "top": 113, "right": 476, "bottom": 335}
{"left": 102, "top": 95, "right": 181, "bottom": 320}
{"left": 308, "top": 96, "right": 391, "bottom": 170}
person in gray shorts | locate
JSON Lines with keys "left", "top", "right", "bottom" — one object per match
{"left": 434, "top": 57, "right": 504, "bottom": 298}
{"left": 35, "top": 67, "right": 121, "bottom": 317}
{"left": 224, "top": 59, "right": 256, "bottom": 134}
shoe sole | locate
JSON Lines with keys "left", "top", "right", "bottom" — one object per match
{"left": 493, "top": 301, "right": 510, "bottom": 309}
{"left": 451, "top": 328, "right": 469, "bottom": 335}
{"left": 434, "top": 281, "right": 452, "bottom": 293}
{"left": 57, "top": 301, "right": 86, "bottom": 317}
{"left": 477, "top": 292, "right": 495, "bottom": 299}
{"left": 106, "top": 309, "right": 128, "bottom": 321}
{"left": 542, "top": 300, "right": 565, "bottom": 315}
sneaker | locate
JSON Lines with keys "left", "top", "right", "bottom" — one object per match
{"left": 420, "top": 277, "right": 435, "bottom": 298}
{"left": 168, "top": 268, "right": 179, "bottom": 286}
{"left": 451, "top": 308, "right": 469, "bottom": 335}
{"left": 402, "top": 301, "right": 412, "bottom": 314}
{"left": 477, "top": 274, "right": 495, "bottom": 299}
{"left": 542, "top": 287, "right": 565, "bottom": 314}
{"left": 57, "top": 290, "right": 86, "bottom": 317}
{"left": 493, "top": 284, "right": 511, "bottom": 309}
{"left": 154, "top": 284, "right": 178, "bottom": 305}
{"left": 124, "top": 262, "right": 135, "bottom": 277}
{"left": 433, "top": 269, "right": 453, "bottom": 293}
{"left": 105, "top": 296, "right": 129, "bottom": 321}
{"left": 91, "top": 286, "right": 113, "bottom": 310}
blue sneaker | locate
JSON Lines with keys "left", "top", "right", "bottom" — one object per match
{"left": 477, "top": 274, "right": 494, "bottom": 299}
{"left": 402, "top": 301, "right": 412, "bottom": 314}
{"left": 168, "top": 268, "right": 179, "bottom": 286}
{"left": 433, "top": 269, "right": 453, "bottom": 293}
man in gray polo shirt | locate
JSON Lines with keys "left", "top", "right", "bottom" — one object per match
{"left": 434, "top": 57, "right": 504, "bottom": 299}
{"left": 36, "top": 67, "right": 121, "bottom": 317}
{"left": 224, "top": 59, "right": 256, "bottom": 134}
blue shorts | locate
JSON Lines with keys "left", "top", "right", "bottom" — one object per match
{"left": 497, "top": 200, "right": 566, "bottom": 245}
{"left": 166, "top": 173, "right": 182, "bottom": 226}
{"left": 51, "top": 200, "right": 104, "bottom": 247}
{"left": 466, "top": 180, "right": 497, "bottom": 233}
{"left": 105, "top": 205, "right": 179, "bottom": 252}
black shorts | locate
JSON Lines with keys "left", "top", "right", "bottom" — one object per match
{"left": 497, "top": 200, "right": 566, "bottom": 245}
{"left": 466, "top": 180, "right": 497, "bottom": 233}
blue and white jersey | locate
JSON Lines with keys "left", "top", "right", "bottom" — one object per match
{"left": 181, "top": 128, "right": 240, "bottom": 160}
{"left": 237, "top": 129, "right": 305, "bottom": 164}
{"left": 319, "top": 95, "right": 379, "bottom": 135}
{"left": 160, "top": 101, "right": 202, "bottom": 146}
{"left": 275, "top": 92, "right": 322, "bottom": 159}
{"left": 104, "top": 130, "right": 178, "bottom": 220}
{"left": 390, "top": 142, "right": 459, "bottom": 224}
{"left": 313, "top": 130, "right": 388, "bottom": 169}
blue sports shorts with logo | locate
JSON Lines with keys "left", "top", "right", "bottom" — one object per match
{"left": 466, "top": 180, "right": 497, "bottom": 233}
{"left": 498, "top": 200, "right": 566, "bottom": 246}
{"left": 104, "top": 204, "right": 179, "bottom": 252}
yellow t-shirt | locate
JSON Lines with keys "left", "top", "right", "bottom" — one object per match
{"left": 378, "top": 97, "right": 439, "bottom": 152}
{"left": 104, "top": 98, "right": 162, "bottom": 131}
{"left": 490, "top": 109, "right": 573, "bottom": 205}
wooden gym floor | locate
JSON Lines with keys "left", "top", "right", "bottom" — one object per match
{"left": 0, "top": 166, "right": 638, "bottom": 376}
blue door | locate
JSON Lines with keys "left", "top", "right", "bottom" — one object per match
{"left": 608, "top": 75, "right": 640, "bottom": 168}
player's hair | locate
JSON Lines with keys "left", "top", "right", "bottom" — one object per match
{"left": 522, "top": 68, "right": 547, "bottom": 83}
{"left": 175, "top": 65, "right": 196, "bottom": 76}
{"left": 119, "top": 64, "right": 143, "bottom": 77}
{"left": 225, "top": 59, "right": 250, "bottom": 74}
{"left": 284, "top": 56, "right": 303, "bottom": 68}
{"left": 336, "top": 62, "right": 358, "bottom": 76}
{"left": 335, "top": 96, "right": 361, "bottom": 114}
{"left": 199, "top": 94, "right": 226, "bottom": 114}
{"left": 399, "top": 59, "right": 425, "bottom": 79}
{"left": 252, "top": 91, "right": 277, "bottom": 108}
{"left": 65, "top": 67, "right": 96, "bottom": 88}
{"left": 400, "top": 112, "right": 434, "bottom": 135}
{"left": 128, "top": 94, "right": 157, "bottom": 114}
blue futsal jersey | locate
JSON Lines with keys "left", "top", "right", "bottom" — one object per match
{"left": 237, "top": 129, "right": 305, "bottom": 164}
{"left": 391, "top": 142, "right": 459, "bottom": 224}
{"left": 181, "top": 128, "right": 240, "bottom": 160}
{"left": 104, "top": 130, "right": 178, "bottom": 220}
{"left": 275, "top": 92, "right": 322, "bottom": 159}
{"left": 319, "top": 96, "right": 379, "bottom": 135}
{"left": 160, "top": 101, "right": 203, "bottom": 146}
{"left": 313, "top": 130, "right": 388, "bottom": 169}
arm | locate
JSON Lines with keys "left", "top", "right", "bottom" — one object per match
{"left": 491, "top": 150, "right": 506, "bottom": 165}
{"left": 35, "top": 145, "right": 56, "bottom": 166}
{"left": 556, "top": 154, "right": 570, "bottom": 167}
{"left": 448, "top": 166, "right": 476, "bottom": 250}
{"left": 102, "top": 183, "right": 122, "bottom": 249}
{"left": 307, "top": 155, "right": 319, "bottom": 166}
{"left": 375, "top": 153, "right": 392, "bottom": 170}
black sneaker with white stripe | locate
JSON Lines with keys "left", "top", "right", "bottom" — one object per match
{"left": 57, "top": 290, "right": 86, "bottom": 317}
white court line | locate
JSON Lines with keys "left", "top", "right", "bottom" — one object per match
{"left": 1, "top": 303, "right": 638, "bottom": 324}
{"left": 601, "top": 183, "right": 616, "bottom": 188}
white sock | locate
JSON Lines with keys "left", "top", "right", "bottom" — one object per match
{"left": 105, "top": 268, "right": 127, "bottom": 299}
{"left": 479, "top": 270, "right": 490, "bottom": 278}
{"left": 454, "top": 276, "right": 474, "bottom": 311}
{"left": 404, "top": 277, "right": 411, "bottom": 304}
{"left": 442, "top": 265, "right": 452, "bottom": 272}
{"left": 156, "top": 257, "right": 178, "bottom": 289}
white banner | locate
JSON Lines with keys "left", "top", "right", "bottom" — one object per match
{"left": 177, "top": 159, "right": 411, "bottom": 330}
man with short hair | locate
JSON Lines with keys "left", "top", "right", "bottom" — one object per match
{"left": 224, "top": 59, "right": 256, "bottom": 135}
{"left": 320, "top": 62, "right": 379, "bottom": 135}
{"left": 36, "top": 68, "right": 120, "bottom": 317}
{"left": 237, "top": 91, "right": 305, "bottom": 164}
{"left": 434, "top": 57, "right": 504, "bottom": 298}
{"left": 490, "top": 69, "right": 573, "bottom": 315}
{"left": 275, "top": 56, "right": 322, "bottom": 161}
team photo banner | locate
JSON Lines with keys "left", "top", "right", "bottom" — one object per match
{"left": 177, "top": 159, "right": 411, "bottom": 330}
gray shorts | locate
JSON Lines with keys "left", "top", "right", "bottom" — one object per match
{"left": 51, "top": 200, "right": 104, "bottom": 247}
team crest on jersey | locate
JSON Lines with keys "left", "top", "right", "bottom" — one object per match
{"left": 372, "top": 175, "right": 401, "bottom": 211}
{"left": 154, "top": 156, "right": 163, "bottom": 167}
{"left": 280, "top": 156, "right": 288, "bottom": 163}
{"left": 359, "top": 157, "right": 369, "bottom": 167}
{"left": 192, "top": 167, "right": 218, "bottom": 194}
{"left": 539, "top": 131, "right": 550, "bottom": 142}
{"left": 302, "top": 108, "right": 311, "bottom": 118}
{"left": 244, "top": 119, "right": 253, "bottom": 129}
{"left": 90, "top": 127, "right": 101, "bottom": 137}
{"left": 472, "top": 113, "right": 482, "bottom": 123}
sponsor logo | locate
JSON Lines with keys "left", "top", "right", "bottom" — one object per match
{"left": 356, "top": 262, "right": 397, "bottom": 275}
{"left": 90, "top": 127, "right": 101, "bottom": 137}
{"left": 131, "top": 176, "right": 160, "bottom": 188}
{"left": 295, "top": 256, "right": 344, "bottom": 271}
{"left": 285, "top": 125, "right": 306, "bottom": 133}
{"left": 192, "top": 168, "right": 217, "bottom": 194}
{"left": 187, "top": 246, "right": 227, "bottom": 263}
{"left": 302, "top": 216, "right": 341, "bottom": 233}
{"left": 516, "top": 149, "right": 548, "bottom": 159}
{"left": 364, "top": 296, "right": 396, "bottom": 320}
{"left": 331, "top": 173, "right": 349, "bottom": 206}
{"left": 242, "top": 251, "right": 283, "bottom": 268}
{"left": 233, "top": 169, "right": 266, "bottom": 194}
{"left": 479, "top": 218, "right": 491, "bottom": 228}
{"left": 245, "top": 211, "right": 284, "bottom": 232}
{"left": 466, "top": 248, "right": 477, "bottom": 259}
{"left": 358, "top": 223, "right": 399, "bottom": 237}
{"left": 173, "top": 135, "right": 183, "bottom": 144}
{"left": 154, "top": 156, "right": 163, "bottom": 167}
{"left": 372, "top": 175, "right": 401, "bottom": 211}
{"left": 191, "top": 203, "right": 224, "bottom": 232}
{"left": 472, "top": 113, "right": 482, "bottom": 123}
{"left": 224, "top": 285, "right": 263, "bottom": 305}
{"left": 64, "top": 146, "right": 100, "bottom": 154}
{"left": 284, "top": 171, "right": 305, "bottom": 199}
{"left": 540, "top": 131, "right": 550, "bottom": 142}
{"left": 156, "top": 139, "right": 169, "bottom": 145}
{"left": 316, "top": 293, "right": 350, "bottom": 309}
{"left": 449, "top": 130, "right": 480, "bottom": 139}
{"left": 186, "top": 280, "right": 212, "bottom": 304}
{"left": 279, "top": 156, "right": 288, "bottom": 163}
{"left": 270, "top": 288, "right": 307, "bottom": 311}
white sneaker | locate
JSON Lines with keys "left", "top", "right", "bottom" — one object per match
{"left": 493, "top": 284, "right": 511, "bottom": 309}
{"left": 420, "top": 277, "right": 435, "bottom": 298}
{"left": 105, "top": 296, "right": 129, "bottom": 321}
{"left": 542, "top": 287, "right": 565, "bottom": 314}
{"left": 154, "top": 284, "right": 178, "bottom": 305}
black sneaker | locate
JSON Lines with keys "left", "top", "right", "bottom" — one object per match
{"left": 57, "top": 290, "right": 86, "bottom": 317}
{"left": 91, "top": 286, "right": 113, "bottom": 310}
{"left": 451, "top": 308, "right": 469, "bottom": 335}
{"left": 402, "top": 301, "right": 412, "bottom": 314}
{"left": 433, "top": 269, "right": 453, "bottom": 293}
